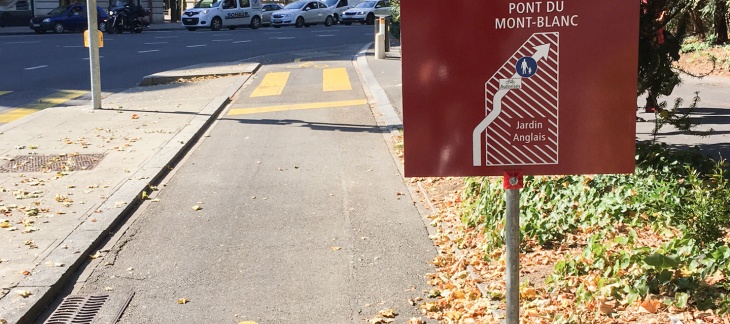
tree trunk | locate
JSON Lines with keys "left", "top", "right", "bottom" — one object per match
{"left": 714, "top": 0, "right": 729, "bottom": 44}
{"left": 691, "top": 10, "right": 706, "bottom": 40}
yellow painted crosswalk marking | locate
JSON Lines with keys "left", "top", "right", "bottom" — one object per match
{"left": 0, "top": 90, "right": 86, "bottom": 123}
{"left": 0, "top": 91, "right": 11, "bottom": 96}
{"left": 229, "top": 99, "right": 367, "bottom": 115}
{"left": 323, "top": 68, "right": 352, "bottom": 92}
{"left": 250, "top": 72, "right": 290, "bottom": 97}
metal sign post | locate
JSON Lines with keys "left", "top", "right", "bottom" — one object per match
{"left": 503, "top": 170, "right": 523, "bottom": 323}
{"left": 85, "top": 0, "right": 102, "bottom": 109}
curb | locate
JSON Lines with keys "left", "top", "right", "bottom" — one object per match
{"left": 0, "top": 71, "right": 255, "bottom": 324}
{"left": 355, "top": 43, "right": 403, "bottom": 131}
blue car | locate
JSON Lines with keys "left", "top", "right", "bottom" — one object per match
{"left": 29, "top": 4, "right": 108, "bottom": 34}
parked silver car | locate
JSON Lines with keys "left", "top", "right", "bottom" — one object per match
{"left": 271, "top": 0, "right": 335, "bottom": 28}
{"left": 341, "top": 0, "right": 389, "bottom": 25}
{"left": 261, "top": 3, "right": 283, "bottom": 26}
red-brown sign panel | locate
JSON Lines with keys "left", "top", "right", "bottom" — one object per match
{"left": 402, "top": 1, "right": 638, "bottom": 177}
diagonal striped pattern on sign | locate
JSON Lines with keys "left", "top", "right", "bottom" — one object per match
{"left": 485, "top": 32, "right": 559, "bottom": 166}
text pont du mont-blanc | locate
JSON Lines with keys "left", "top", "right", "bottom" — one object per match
{"left": 495, "top": 1, "right": 578, "bottom": 29}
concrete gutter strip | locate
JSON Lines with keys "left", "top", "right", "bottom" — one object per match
{"left": 355, "top": 43, "right": 403, "bottom": 130}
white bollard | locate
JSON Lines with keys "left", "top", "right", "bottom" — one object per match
{"left": 374, "top": 17, "right": 386, "bottom": 59}
{"left": 375, "top": 32, "right": 385, "bottom": 59}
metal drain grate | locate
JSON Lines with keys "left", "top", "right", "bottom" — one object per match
{"left": 44, "top": 294, "right": 110, "bottom": 324}
{"left": 0, "top": 154, "right": 105, "bottom": 173}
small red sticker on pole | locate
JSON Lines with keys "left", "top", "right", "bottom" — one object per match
{"left": 503, "top": 170, "right": 523, "bottom": 189}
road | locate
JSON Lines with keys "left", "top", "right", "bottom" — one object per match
{"left": 0, "top": 24, "right": 373, "bottom": 123}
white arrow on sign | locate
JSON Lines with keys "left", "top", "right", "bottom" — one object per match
{"left": 473, "top": 44, "right": 551, "bottom": 167}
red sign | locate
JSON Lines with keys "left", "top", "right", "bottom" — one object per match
{"left": 402, "top": 1, "right": 638, "bottom": 177}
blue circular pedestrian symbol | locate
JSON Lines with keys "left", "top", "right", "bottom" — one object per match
{"left": 516, "top": 57, "right": 538, "bottom": 78}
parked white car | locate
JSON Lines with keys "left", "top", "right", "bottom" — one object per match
{"left": 271, "top": 0, "right": 335, "bottom": 28}
{"left": 261, "top": 3, "right": 283, "bottom": 26}
{"left": 322, "top": 0, "right": 357, "bottom": 24}
{"left": 341, "top": 0, "right": 389, "bottom": 25}
{"left": 181, "top": 0, "right": 263, "bottom": 31}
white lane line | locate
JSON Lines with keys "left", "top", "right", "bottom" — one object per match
{"left": 138, "top": 49, "right": 160, "bottom": 53}
{"left": 211, "top": 33, "right": 232, "bottom": 37}
{"left": 270, "top": 37, "right": 295, "bottom": 40}
{"left": 312, "top": 30, "right": 339, "bottom": 32}
{"left": 144, "top": 42, "right": 168, "bottom": 45}
{"left": 233, "top": 40, "right": 252, "bottom": 43}
{"left": 24, "top": 65, "right": 48, "bottom": 70}
{"left": 317, "top": 34, "right": 336, "bottom": 37}
{"left": 186, "top": 44, "right": 207, "bottom": 48}
{"left": 82, "top": 57, "right": 104, "bottom": 60}
{"left": 155, "top": 36, "right": 178, "bottom": 38}
{"left": 8, "top": 41, "right": 41, "bottom": 44}
{"left": 64, "top": 45, "right": 85, "bottom": 48}
{"left": 212, "top": 39, "right": 233, "bottom": 42}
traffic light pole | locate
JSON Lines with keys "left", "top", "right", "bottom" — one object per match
{"left": 85, "top": 0, "right": 102, "bottom": 109}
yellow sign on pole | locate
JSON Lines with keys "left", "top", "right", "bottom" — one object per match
{"left": 83, "top": 30, "right": 104, "bottom": 48}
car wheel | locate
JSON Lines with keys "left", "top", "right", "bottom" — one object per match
{"left": 186, "top": 27, "right": 197, "bottom": 31}
{"left": 294, "top": 16, "right": 304, "bottom": 28}
{"left": 366, "top": 13, "right": 375, "bottom": 25}
{"left": 324, "top": 15, "right": 333, "bottom": 27}
{"left": 53, "top": 23, "right": 64, "bottom": 33}
{"left": 250, "top": 16, "right": 261, "bottom": 29}
{"left": 106, "top": 24, "right": 116, "bottom": 34}
{"left": 210, "top": 17, "right": 222, "bottom": 31}
{"left": 98, "top": 21, "right": 106, "bottom": 32}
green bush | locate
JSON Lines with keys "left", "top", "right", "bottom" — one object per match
{"left": 462, "top": 142, "right": 730, "bottom": 313}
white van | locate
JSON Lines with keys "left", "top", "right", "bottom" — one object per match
{"left": 182, "top": 0, "right": 263, "bottom": 31}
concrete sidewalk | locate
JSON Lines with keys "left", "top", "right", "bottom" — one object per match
{"left": 0, "top": 41, "right": 411, "bottom": 323}
{"left": 0, "top": 63, "right": 258, "bottom": 323}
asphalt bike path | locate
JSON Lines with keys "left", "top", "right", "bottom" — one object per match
{"left": 64, "top": 48, "right": 435, "bottom": 323}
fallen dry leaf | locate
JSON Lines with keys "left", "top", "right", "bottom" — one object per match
{"left": 407, "top": 318, "right": 425, "bottom": 324}
{"left": 131, "top": 114, "right": 139, "bottom": 119}
{"left": 192, "top": 205, "right": 202, "bottom": 211}
{"left": 330, "top": 246, "right": 342, "bottom": 251}
{"left": 379, "top": 308, "right": 397, "bottom": 318}
{"left": 16, "top": 290, "right": 32, "bottom": 298}
{"left": 640, "top": 296, "right": 661, "bottom": 313}
{"left": 177, "top": 298, "right": 189, "bottom": 304}
{"left": 520, "top": 287, "right": 537, "bottom": 300}
{"left": 368, "top": 318, "right": 394, "bottom": 324}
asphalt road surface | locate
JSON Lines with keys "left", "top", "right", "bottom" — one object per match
{"left": 0, "top": 25, "right": 373, "bottom": 121}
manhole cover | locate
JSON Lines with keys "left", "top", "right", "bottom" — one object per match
{"left": 43, "top": 292, "right": 134, "bottom": 324}
{"left": 44, "top": 294, "right": 109, "bottom": 324}
{"left": 0, "top": 154, "right": 105, "bottom": 173}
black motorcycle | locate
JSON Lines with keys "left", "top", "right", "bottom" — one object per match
{"left": 106, "top": 3, "right": 148, "bottom": 33}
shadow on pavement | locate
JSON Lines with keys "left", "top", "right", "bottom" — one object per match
{"left": 225, "top": 118, "right": 387, "bottom": 134}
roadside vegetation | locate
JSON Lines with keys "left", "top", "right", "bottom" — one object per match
{"left": 401, "top": 1, "right": 730, "bottom": 322}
